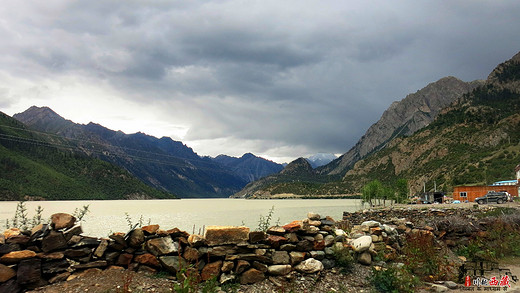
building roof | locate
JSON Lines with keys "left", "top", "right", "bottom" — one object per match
{"left": 491, "top": 180, "right": 517, "bottom": 186}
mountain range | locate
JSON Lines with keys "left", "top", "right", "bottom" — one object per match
{"left": 233, "top": 51, "right": 520, "bottom": 198}
{"left": 12, "top": 107, "right": 282, "bottom": 198}
{"left": 0, "top": 111, "right": 173, "bottom": 200}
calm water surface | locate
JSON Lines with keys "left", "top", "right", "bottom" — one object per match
{"left": 0, "top": 199, "right": 363, "bottom": 237}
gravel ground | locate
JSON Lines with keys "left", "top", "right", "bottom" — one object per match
{"left": 27, "top": 264, "right": 374, "bottom": 293}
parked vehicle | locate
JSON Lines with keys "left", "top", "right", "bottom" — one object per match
{"left": 475, "top": 191, "right": 509, "bottom": 204}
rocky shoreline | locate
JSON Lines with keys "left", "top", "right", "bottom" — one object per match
{"left": 1, "top": 204, "right": 519, "bottom": 292}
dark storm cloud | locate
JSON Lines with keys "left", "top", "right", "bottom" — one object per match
{"left": 2, "top": 0, "right": 520, "bottom": 161}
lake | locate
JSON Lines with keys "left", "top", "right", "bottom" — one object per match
{"left": 0, "top": 198, "right": 364, "bottom": 237}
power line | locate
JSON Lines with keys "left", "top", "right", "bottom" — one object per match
{"left": 0, "top": 124, "right": 202, "bottom": 163}
{"left": 0, "top": 132, "right": 225, "bottom": 171}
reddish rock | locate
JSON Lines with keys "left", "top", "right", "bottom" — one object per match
{"left": 240, "top": 268, "right": 265, "bottom": 284}
{"left": 0, "top": 250, "right": 37, "bottom": 264}
{"left": 283, "top": 221, "right": 302, "bottom": 233}
{"left": 267, "top": 235, "right": 287, "bottom": 249}
{"left": 3, "top": 228, "right": 21, "bottom": 239}
{"left": 116, "top": 253, "right": 133, "bottom": 267}
{"left": 6, "top": 234, "right": 30, "bottom": 245}
{"left": 313, "top": 240, "right": 326, "bottom": 250}
{"left": 142, "top": 225, "right": 160, "bottom": 235}
{"left": 134, "top": 253, "right": 160, "bottom": 267}
{"left": 0, "top": 263, "right": 16, "bottom": 282}
{"left": 51, "top": 213, "right": 76, "bottom": 230}
{"left": 167, "top": 228, "right": 190, "bottom": 238}
{"left": 205, "top": 226, "right": 250, "bottom": 246}
{"left": 201, "top": 260, "right": 223, "bottom": 281}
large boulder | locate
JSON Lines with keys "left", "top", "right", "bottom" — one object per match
{"left": 41, "top": 231, "right": 67, "bottom": 253}
{"left": 268, "top": 265, "right": 292, "bottom": 276}
{"left": 351, "top": 235, "right": 372, "bottom": 253}
{"left": 272, "top": 251, "right": 290, "bottom": 265}
{"left": 294, "top": 258, "right": 324, "bottom": 274}
{"left": 145, "top": 237, "right": 179, "bottom": 256}
{"left": 0, "top": 250, "right": 37, "bottom": 264}
{"left": 205, "top": 226, "right": 249, "bottom": 246}
{"left": 159, "top": 256, "right": 187, "bottom": 274}
{"left": 239, "top": 268, "right": 265, "bottom": 284}
{"left": 0, "top": 263, "right": 16, "bottom": 282}
{"left": 50, "top": 213, "right": 76, "bottom": 230}
{"left": 201, "top": 261, "right": 223, "bottom": 281}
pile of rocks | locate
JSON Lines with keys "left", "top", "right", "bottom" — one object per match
{"left": 0, "top": 212, "right": 349, "bottom": 292}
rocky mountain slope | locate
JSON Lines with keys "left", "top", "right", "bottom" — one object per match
{"left": 211, "top": 153, "right": 283, "bottom": 183}
{"left": 0, "top": 111, "right": 173, "bottom": 200}
{"left": 340, "top": 51, "right": 520, "bottom": 194}
{"left": 319, "top": 76, "right": 483, "bottom": 176}
{"left": 14, "top": 107, "right": 248, "bottom": 198}
{"left": 233, "top": 75, "right": 483, "bottom": 198}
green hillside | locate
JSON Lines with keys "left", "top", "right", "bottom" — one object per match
{"left": 0, "top": 112, "right": 175, "bottom": 200}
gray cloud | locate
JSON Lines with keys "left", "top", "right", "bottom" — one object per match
{"left": 1, "top": 0, "right": 520, "bottom": 162}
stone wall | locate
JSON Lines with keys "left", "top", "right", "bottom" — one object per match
{"left": 0, "top": 212, "right": 350, "bottom": 292}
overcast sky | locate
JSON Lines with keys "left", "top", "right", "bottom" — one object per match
{"left": 1, "top": 1, "right": 520, "bottom": 163}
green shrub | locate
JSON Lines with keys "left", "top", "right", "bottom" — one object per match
{"left": 369, "top": 266, "right": 419, "bottom": 293}
{"left": 332, "top": 245, "right": 355, "bottom": 273}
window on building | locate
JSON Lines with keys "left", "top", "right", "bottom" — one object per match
{"left": 460, "top": 192, "right": 467, "bottom": 197}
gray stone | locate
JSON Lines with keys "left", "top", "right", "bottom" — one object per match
{"left": 220, "top": 273, "right": 236, "bottom": 285}
{"left": 252, "top": 261, "right": 268, "bottom": 273}
{"left": 41, "top": 231, "right": 67, "bottom": 253}
{"left": 322, "top": 258, "right": 335, "bottom": 269}
{"left": 128, "top": 229, "right": 145, "bottom": 248}
{"left": 72, "top": 260, "right": 108, "bottom": 270}
{"left": 272, "top": 251, "right": 290, "bottom": 265}
{"left": 309, "top": 251, "right": 325, "bottom": 260}
{"left": 357, "top": 251, "right": 371, "bottom": 265}
{"left": 351, "top": 235, "right": 372, "bottom": 253}
{"left": 294, "top": 258, "right": 323, "bottom": 274}
{"left": 268, "top": 265, "right": 292, "bottom": 276}
{"left": 296, "top": 239, "right": 314, "bottom": 252}
{"left": 280, "top": 244, "right": 296, "bottom": 251}
{"left": 445, "top": 281, "right": 458, "bottom": 289}
{"left": 361, "top": 220, "right": 381, "bottom": 228}
{"left": 17, "top": 258, "right": 43, "bottom": 286}
{"left": 94, "top": 239, "right": 109, "bottom": 258}
{"left": 289, "top": 251, "right": 306, "bottom": 265}
{"left": 324, "top": 247, "right": 334, "bottom": 256}
{"left": 146, "top": 237, "right": 179, "bottom": 256}
{"left": 0, "top": 279, "right": 21, "bottom": 293}
{"left": 41, "top": 259, "right": 70, "bottom": 275}
{"left": 208, "top": 245, "right": 237, "bottom": 257}
{"left": 159, "top": 256, "right": 187, "bottom": 274}
{"left": 431, "top": 284, "right": 449, "bottom": 292}
{"left": 324, "top": 235, "right": 335, "bottom": 247}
